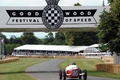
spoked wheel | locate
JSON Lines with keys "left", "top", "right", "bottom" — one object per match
{"left": 63, "top": 70, "right": 66, "bottom": 80}
{"left": 83, "top": 69, "right": 87, "bottom": 80}
{"left": 59, "top": 69, "right": 62, "bottom": 80}
{"left": 78, "top": 68, "right": 82, "bottom": 80}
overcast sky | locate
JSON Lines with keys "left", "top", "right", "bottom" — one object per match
{"left": 0, "top": 0, "right": 108, "bottom": 6}
{"left": 1, "top": 0, "right": 109, "bottom": 38}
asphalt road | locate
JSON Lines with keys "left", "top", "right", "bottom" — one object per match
{"left": 25, "top": 59, "right": 119, "bottom": 80}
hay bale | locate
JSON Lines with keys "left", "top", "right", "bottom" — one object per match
{"left": 0, "top": 57, "right": 19, "bottom": 64}
{"left": 96, "top": 63, "right": 120, "bottom": 74}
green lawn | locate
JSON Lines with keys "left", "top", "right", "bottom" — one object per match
{"left": 59, "top": 58, "right": 120, "bottom": 79}
{"left": 0, "top": 58, "right": 120, "bottom": 80}
{"left": 0, "top": 58, "right": 50, "bottom": 80}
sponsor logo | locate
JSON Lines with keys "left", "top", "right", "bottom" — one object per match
{"left": 6, "top": 10, "right": 43, "bottom": 25}
{"left": 6, "top": 0, "right": 97, "bottom": 29}
{"left": 42, "top": 0, "right": 64, "bottom": 29}
{"left": 63, "top": 10, "right": 97, "bottom": 25}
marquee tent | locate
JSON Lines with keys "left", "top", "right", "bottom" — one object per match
{"left": 14, "top": 44, "right": 88, "bottom": 52}
{"left": 13, "top": 44, "right": 101, "bottom": 56}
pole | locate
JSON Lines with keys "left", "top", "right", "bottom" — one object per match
{"left": 0, "top": 38, "right": 1, "bottom": 59}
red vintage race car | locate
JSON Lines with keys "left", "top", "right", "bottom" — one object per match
{"left": 59, "top": 62, "right": 87, "bottom": 80}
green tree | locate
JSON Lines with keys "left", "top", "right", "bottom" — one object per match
{"left": 21, "top": 32, "right": 38, "bottom": 44}
{"left": 38, "top": 38, "right": 44, "bottom": 44}
{"left": 5, "top": 44, "right": 21, "bottom": 55}
{"left": 43, "top": 32, "right": 54, "bottom": 45}
{"left": 9, "top": 35, "right": 17, "bottom": 44}
{"left": 64, "top": 32, "right": 78, "bottom": 45}
{"left": 15, "top": 37, "right": 24, "bottom": 45}
{"left": 64, "top": 32, "right": 98, "bottom": 46}
{"left": 64, "top": 3, "right": 81, "bottom": 45}
{"left": 97, "top": 0, "right": 120, "bottom": 64}
{"left": 98, "top": 44, "right": 108, "bottom": 52}
{"left": 64, "top": 3, "right": 98, "bottom": 46}
{"left": 108, "top": 0, "right": 113, "bottom": 4}
{"left": 74, "top": 3, "right": 81, "bottom": 6}
{"left": 53, "top": 32, "right": 65, "bottom": 45}
{"left": 74, "top": 32, "right": 98, "bottom": 46}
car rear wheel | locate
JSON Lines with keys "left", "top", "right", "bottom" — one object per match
{"left": 59, "top": 69, "right": 62, "bottom": 80}
{"left": 78, "top": 68, "right": 82, "bottom": 79}
{"left": 63, "top": 70, "right": 66, "bottom": 80}
{"left": 83, "top": 69, "right": 87, "bottom": 80}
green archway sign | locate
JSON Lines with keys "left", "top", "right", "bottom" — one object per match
{"left": 0, "top": 0, "right": 109, "bottom": 32}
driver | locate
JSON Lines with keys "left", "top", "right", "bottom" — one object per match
{"left": 72, "top": 62, "right": 76, "bottom": 65}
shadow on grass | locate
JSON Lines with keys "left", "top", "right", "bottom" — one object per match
{"left": 67, "top": 79, "right": 79, "bottom": 80}
{"left": 0, "top": 70, "right": 119, "bottom": 79}
{"left": 88, "top": 70, "right": 115, "bottom": 75}
{"left": 67, "top": 79, "right": 82, "bottom": 80}
{"left": 0, "top": 71, "right": 59, "bottom": 75}
{"left": 0, "top": 71, "right": 25, "bottom": 75}
{"left": 87, "top": 70, "right": 120, "bottom": 79}
{"left": 0, "top": 70, "right": 107, "bottom": 75}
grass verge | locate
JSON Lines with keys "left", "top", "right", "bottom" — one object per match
{"left": 0, "top": 58, "right": 50, "bottom": 80}
{"left": 59, "top": 58, "right": 120, "bottom": 79}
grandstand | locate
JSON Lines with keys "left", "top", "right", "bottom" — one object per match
{"left": 12, "top": 44, "right": 109, "bottom": 57}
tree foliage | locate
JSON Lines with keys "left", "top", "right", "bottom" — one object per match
{"left": 53, "top": 32, "right": 65, "bottom": 45}
{"left": 21, "top": 32, "right": 39, "bottom": 44}
{"left": 64, "top": 3, "right": 98, "bottom": 46}
{"left": 64, "top": 32, "right": 98, "bottom": 46}
{"left": 5, "top": 44, "right": 21, "bottom": 55}
{"left": 108, "top": 0, "right": 113, "bottom": 4}
{"left": 74, "top": 3, "right": 81, "bottom": 6}
{"left": 9, "top": 35, "right": 17, "bottom": 44}
{"left": 97, "top": 0, "right": 120, "bottom": 54}
{"left": 43, "top": 32, "right": 54, "bottom": 45}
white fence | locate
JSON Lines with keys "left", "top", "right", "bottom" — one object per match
{"left": 79, "top": 53, "right": 111, "bottom": 59}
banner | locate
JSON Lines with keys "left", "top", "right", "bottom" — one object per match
{"left": 0, "top": 6, "right": 109, "bottom": 31}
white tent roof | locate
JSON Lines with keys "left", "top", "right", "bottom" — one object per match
{"left": 89, "top": 44, "right": 100, "bottom": 48}
{"left": 14, "top": 45, "right": 88, "bottom": 52}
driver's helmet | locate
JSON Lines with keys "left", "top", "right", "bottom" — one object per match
{"left": 72, "top": 62, "right": 76, "bottom": 65}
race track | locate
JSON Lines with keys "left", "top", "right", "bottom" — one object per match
{"left": 25, "top": 59, "right": 119, "bottom": 80}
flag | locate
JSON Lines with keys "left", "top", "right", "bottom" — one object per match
{"left": 0, "top": 38, "right": 4, "bottom": 44}
{"left": 0, "top": 38, "right": 4, "bottom": 55}
{"left": 1, "top": 39, "right": 4, "bottom": 43}
{"left": 102, "top": 0, "right": 105, "bottom": 7}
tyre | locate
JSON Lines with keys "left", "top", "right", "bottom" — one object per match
{"left": 63, "top": 70, "right": 66, "bottom": 80}
{"left": 78, "top": 68, "right": 82, "bottom": 79}
{"left": 83, "top": 69, "right": 87, "bottom": 80}
{"left": 59, "top": 69, "right": 62, "bottom": 80}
